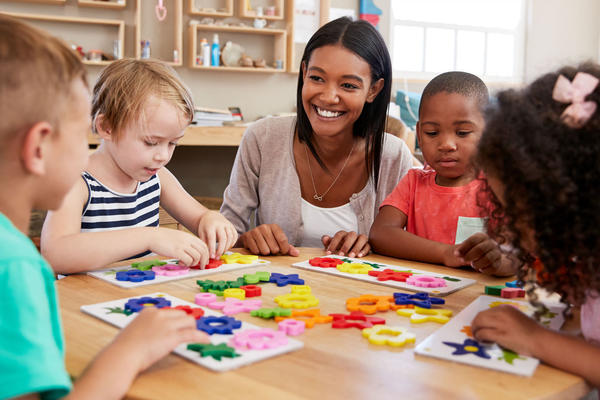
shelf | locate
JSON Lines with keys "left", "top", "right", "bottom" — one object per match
{"left": 188, "top": 0, "right": 233, "bottom": 16}
{"left": 2, "top": 0, "right": 66, "bottom": 4}
{"left": 135, "top": 0, "right": 183, "bottom": 66}
{"left": 188, "top": 23, "right": 286, "bottom": 70}
{"left": 239, "top": 0, "right": 283, "bottom": 20}
{"left": 78, "top": 0, "right": 126, "bottom": 9}
{"left": 88, "top": 125, "right": 246, "bottom": 146}
{"left": 1, "top": 11, "right": 125, "bottom": 61}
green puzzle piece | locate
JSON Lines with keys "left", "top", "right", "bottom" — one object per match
{"left": 187, "top": 343, "right": 240, "bottom": 361}
{"left": 225, "top": 277, "right": 247, "bottom": 289}
{"left": 250, "top": 307, "right": 292, "bottom": 319}
{"left": 196, "top": 279, "right": 230, "bottom": 292}
{"left": 243, "top": 271, "right": 271, "bottom": 284}
{"left": 130, "top": 259, "right": 167, "bottom": 271}
{"left": 105, "top": 306, "right": 133, "bottom": 316}
{"left": 443, "top": 276, "right": 461, "bottom": 282}
{"left": 498, "top": 349, "right": 526, "bottom": 365}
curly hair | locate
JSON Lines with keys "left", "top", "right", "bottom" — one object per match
{"left": 477, "top": 62, "right": 600, "bottom": 309}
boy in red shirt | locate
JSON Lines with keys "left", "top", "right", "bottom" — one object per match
{"left": 370, "top": 71, "right": 516, "bottom": 276}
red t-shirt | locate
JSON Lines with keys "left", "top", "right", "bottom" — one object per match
{"left": 380, "top": 168, "right": 486, "bottom": 244}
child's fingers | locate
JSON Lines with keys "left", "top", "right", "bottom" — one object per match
{"left": 456, "top": 232, "right": 487, "bottom": 256}
{"left": 471, "top": 250, "right": 502, "bottom": 273}
{"left": 215, "top": 227, "right": 226, "bottom": 257}
{"left": 460, "top": 238, "right": 496, "bottom": 263}
{"left": 204, "top": 228, "right": 216, "bottom": 259}
{"left": 226, "top": 226, "right": 238, "bottom": 251}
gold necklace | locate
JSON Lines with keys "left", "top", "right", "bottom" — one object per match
{"left": 304, "top": 141, "right": 355, "bottom": 202}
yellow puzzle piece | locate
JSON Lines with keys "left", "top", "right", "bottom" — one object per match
{"left": 291, "top": 285, "right": 312, "bottom": 295}
{"left": 223, "top": 288, "right": 245, "bottom": 300}
{"left": 336, "top": 262, "right": 373, "bottom": 274}
{"left": 220, "top": 252, "right": 259, "bottom": 264}
{"left": 362, "top": 325, "right": 416, "bottom": 347}
{"left": 275, "top": 293, "right": 319, "bottom": 309}
{"left": 396, "top": 306, "right": 453, "bottom": 324}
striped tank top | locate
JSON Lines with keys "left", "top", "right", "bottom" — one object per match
{"left": 81, "top": 172, "right": 161, "bottom": 258}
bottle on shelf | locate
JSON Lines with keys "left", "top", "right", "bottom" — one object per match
{"left": 211, "top": 34, "right": 220, "bottom": 67}
{"left": 200, "top": 38, "right": 210, "bottom": 67}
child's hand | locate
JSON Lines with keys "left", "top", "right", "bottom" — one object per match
{"left": 442, "top": 244, "right": 467, "bottom": 267}
{"left": 113, "top": 307, "right": 209, "bottom": 372}
{"left": 471, "top": 305, "right": 543, "bottom": 356}
{"left": 197, "top": 210, "right": 239, "bottom": 258}
{"left": 149, "top": 228, "right": 209, "bottom": 267}
{"left": 455, "top": 232, "right": 503, "bottom": 275}
{"left": 240, "top": 224, "right": 299, "bottom": 256}
{"left": 322, "top": 231, "right": 370, "bottom": 258}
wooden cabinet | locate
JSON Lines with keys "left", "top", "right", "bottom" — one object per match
{"left": 135, "top": 0, "right": 183, "bottom": 66}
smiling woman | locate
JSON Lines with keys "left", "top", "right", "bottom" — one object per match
{"left": 220, "top": 17, "right": 414, "bottom": 258}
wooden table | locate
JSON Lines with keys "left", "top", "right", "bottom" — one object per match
{"left": 57, "top": 249, "right": 589, "bottom": 400}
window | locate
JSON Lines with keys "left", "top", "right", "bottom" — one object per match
{"left": 390, "top": 0, "right": 526, "bottom": 82}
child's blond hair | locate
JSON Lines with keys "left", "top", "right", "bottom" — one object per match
{"left": 91, "top": 59, "right": 194, "bottom": 140}
{"left": 0, "top": 14, "right": 87, "bottom": 147}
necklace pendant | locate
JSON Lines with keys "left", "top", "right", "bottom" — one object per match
{"left": 314, "top": 194, "right": 323, "bottom": 201}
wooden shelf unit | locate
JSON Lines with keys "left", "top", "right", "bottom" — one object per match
{"left": 188, "top": 0, "right": 233, "bottom": 16}
{"left": 135, "top": 0, "right": 183, "bottom": 66}
{"left": 239, "top": 0, "right": 284, "bottom": 20}
{"left": 188, "top": 23, "right": 286, "bottom": 71}
{"left": 78, "top": 0, "right": 126, "bottom": 9}
{"left": 0, "top": 11, "right": 125, "bottom": 61}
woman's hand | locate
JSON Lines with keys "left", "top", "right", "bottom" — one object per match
{"left": 240, "top": 224, "right": 299, "bottom": 256}
{"left": 322, "top": 231, "right": 370, "bottom": 258}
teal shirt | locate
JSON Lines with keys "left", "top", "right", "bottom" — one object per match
{"left": 0, "top": 213, "right": 71, "bottom": 399}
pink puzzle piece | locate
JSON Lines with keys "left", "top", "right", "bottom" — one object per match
{"left": 151, "top": 264, "right": 190, "bottom": 276}
{"left": 207, "top": 297, "right": 262, "bottom": 315}
{"left": 406, "top": 275, "right": 446, "bottom": 288}
{"left": 501, "top": 287, "right": 526, "bottom": 298}
{"left": 278, "top": 319, "right": 306, "bottom": 336}
{"left": 230, "top": 328, "right": 288, "bottom": 350}
{"left": 195, "top": 292, "right": 218, "bottom": 306}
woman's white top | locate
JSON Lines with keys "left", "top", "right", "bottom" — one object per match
{"left": 299, "top": 198, "right": 359, "bottom": 247}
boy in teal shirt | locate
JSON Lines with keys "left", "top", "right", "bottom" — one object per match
{"left": 0, "top": 15, "right": 208, "bottom": 400}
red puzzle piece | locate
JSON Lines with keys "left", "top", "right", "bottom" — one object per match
{"left": 163, "top": 305, "right": 205, "bottom": 319}
{"left": 329, "top": 311, "right": 386, "bottom": 329}
{"left": 501, "top": 287, "right": 526, "bottom": 298}
{"left": 240, "top": 284, "right": 262, "bottom": 297}
{"left": 368, "top": 269, "right": 412, "bottom": 282}
{"left": 309, "top": 257, "right": 344, "bottom": 268}
{"left": 190, "top": 258, "right": 223, "bottom": 270}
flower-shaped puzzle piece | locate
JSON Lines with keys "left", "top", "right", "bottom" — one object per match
{"left": 196, "top": 279, "right": 230, "bottom": 293}
{"left": 337, "top": 262, "right": 373, "bottom": 274}
{"left": 116, "top": 269, "right": 155, "bottom": 282}
{"left": 346, "top": 294, "right": 394, "bottom": 314}
{"left": 396, "top": 306, "right": 452, "bottom": 324}
{"left": 230, "top": 328, "right": 288, "bottom": 350}
{"left": 187, "top": 342, "right": 240, "bottom": 361}
{"left": 269, "top": 273, "right": 305, "bottom": 287}
{"left": 196, "top": 315, "right": 242, "bottom": 335}
{"left": 251, "top": 307, "right": 292, "bottom": 319}
{"left": 220, "top": 252, "right": 259, "bottom": 264}
{"left": 240, "top": 285, "right": 262, "bottom": 297}
{"left": 291, "top": 285, "right": 311, "bottom": 294}
{"left": 406, "top": 275, "right": 447, "bottom": 288}
{"left": 309, "top": 257, "right": 344, "bottom": 268}
{"left": 190, "top": 258, "right": 223, "bottom": 270}
{"left": 329, "top": 311, "right": 385, "bottom": 329}
{"left": 274, "top": 292, "right": 319, "bottom": 309}
{"left": 368, "top": 269, "right": 412, "bottom": 282}
{"left": 278, "top": 319, "right": 305, "bottom": 336}
{"left": 207, "top": 298, "right": 262, "bottom": 315}
{"left": 152, "top": 264, "right": 190, "bottom": 276}
{"left": 195, "top": 292, "right": 218, "bottom": 306}
{"left": 274, "top": 308, "right": 333, "bottom": 328}
{"left": 362, "top": 325, "right": 416, "bottom": 347}
{"left": 124, "top": 296, "right": 171, "bottom": 313}
{"left": 443, "top": 338, "right": 491, "bottom": 359}
{"left": 393, "top": 292, "right": 445, "bottom": 308}
{"left": 163, "top": 305, "right": 204, "bottom": 319}
{"left": 130, "top": 259, "right": 166, "bottom": 271}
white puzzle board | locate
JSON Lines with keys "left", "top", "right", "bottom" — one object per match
{"left": 87, "top": 255, "right": 270, "bottom": 288}
{"left": 414, "top": 295, "right": 566, "bottom": 376}
{"left": 292, "top": 255, "right": 476, "bottom": 296}
{"left": 81, "top": 292, "right": 303, "bottom": 372}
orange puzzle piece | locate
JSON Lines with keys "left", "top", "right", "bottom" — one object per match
{"left": 274, "top": 308, "right": 333, "bottom": 328}
{"left": 346, "top": 294, "right": 395, "bottom": 314}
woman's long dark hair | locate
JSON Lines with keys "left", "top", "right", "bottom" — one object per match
{"left": 296, "top": 17, "right": 392, "bottom": 189}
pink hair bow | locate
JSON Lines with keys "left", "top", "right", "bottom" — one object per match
{"left": 552, "top": 72, "right": 599, "bottom": 129}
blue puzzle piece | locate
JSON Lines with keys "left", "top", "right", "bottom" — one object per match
{"left": 443, "top": 339, "right": 491, "bottom": 359}
{"left": 505, "top": 279, "right": 523, "bottom": 288}
{"left": 124, "top": 296, "right": 171, "bottom": 312}
{"left": 360, "top": 0, "right": 382, "bottom": 15}
{"left": 269, "top": 273, "right": 305, "bottom": 287}
{"left": 116, "top": 269, "right": 155, "bottom": 282}
{"left": 393, "top": 292, "right": 445, "bottom": 308}
{"left": 196, "top": 316, "right": 242, "bottom": 335}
